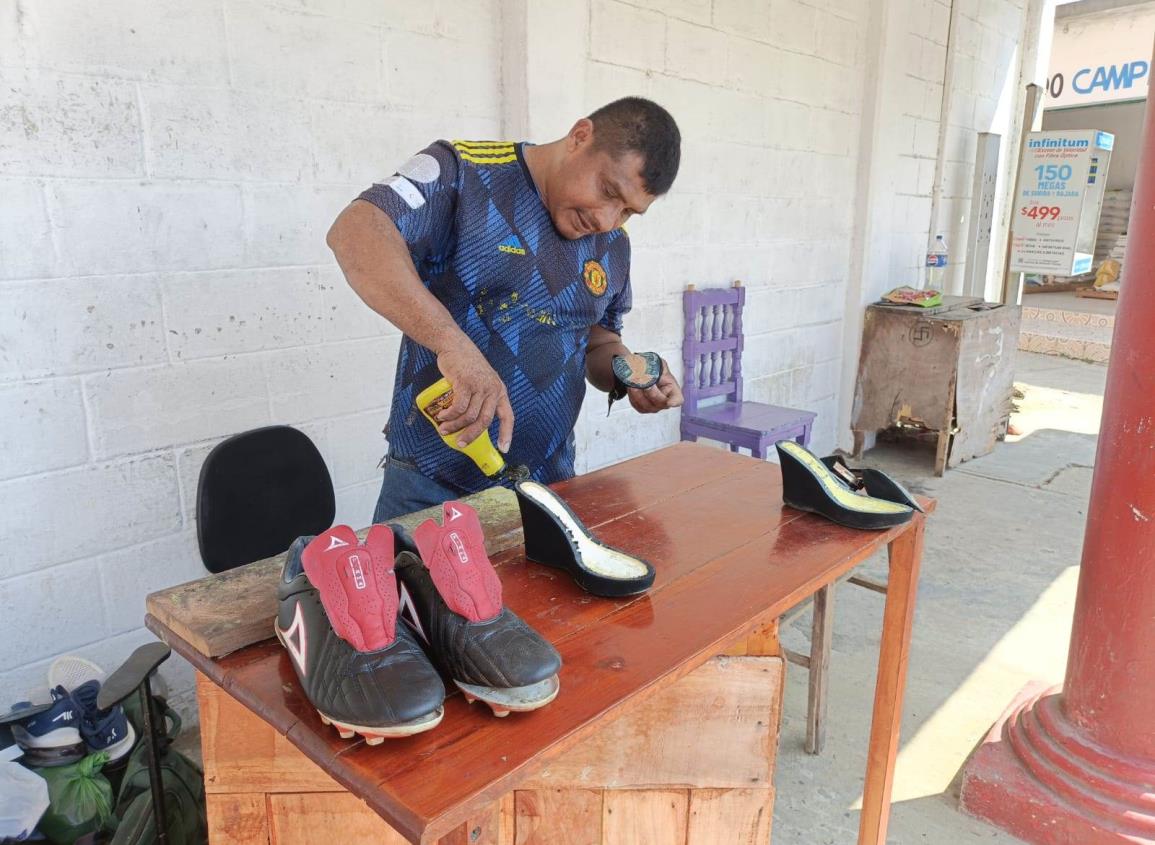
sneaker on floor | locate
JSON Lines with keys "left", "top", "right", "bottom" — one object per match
{"left": 11, "top": 687, "right": 85, "bottom": 767}
{"left": 71, "top": 680, "right": 136, "bottom": 763}
{"left": 275, "top": 526, "right": 446, "bottom": 744}
{"left": 395, "top": 501, "right": 562, "bottom": 718}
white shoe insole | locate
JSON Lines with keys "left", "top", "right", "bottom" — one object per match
{"left": 519, "top": 482, "right": 650, "bottom": 580}
{"left": 779, "top": 441, "right": 910, "bottom": 515}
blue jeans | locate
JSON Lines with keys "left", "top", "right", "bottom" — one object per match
{"left": 372, "top": 456, "right": 463, "bottom": 523}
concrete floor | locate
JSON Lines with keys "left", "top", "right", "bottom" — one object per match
{"left": 771, "top": 351, "right": 1108, "bottom": 844}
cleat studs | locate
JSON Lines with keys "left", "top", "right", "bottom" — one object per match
{"left": 364, "top": 735, "right": 385, "bottom": 746}
{"left": 319, "top": 713, "right": 331, "bottom": 725}
{"left": 463, "top": 694, "right": 477, "bottom": 704}
{"left": 491, "top": 708, "right": 510, "bottom": 718}
{"left": 337, "top": 729, "right": 355, "bottom": 739}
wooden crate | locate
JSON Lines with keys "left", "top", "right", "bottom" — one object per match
{"left": 852, "top": 298, "right": 1021, "bottom": 475}
{"left": 199, "top": 650, "right": 783, "bottom": 845}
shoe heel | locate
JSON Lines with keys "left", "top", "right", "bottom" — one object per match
{"left": 776, "top": 441, "right": 823, "bottom": 511}
{"left": 516, "top": 486, "right": 579, "bottom": 569}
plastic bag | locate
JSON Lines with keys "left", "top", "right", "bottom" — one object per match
{"left": 0, "top": 761, "right": 50, "bottom": 840}
{"left": 34, "top": 752, "right": 114, "bottom": 844}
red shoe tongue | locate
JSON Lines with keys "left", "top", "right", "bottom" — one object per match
{"left": 302, "top": 525, "right": 398, "bottom": 652}
{"left": 413, "top": 502, "right": 503, "bottom": 623}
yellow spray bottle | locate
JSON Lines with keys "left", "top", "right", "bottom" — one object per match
{"left": 414, "top": 377, "right": 508, "bottom": 477}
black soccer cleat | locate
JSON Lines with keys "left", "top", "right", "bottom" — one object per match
{"left": 275, "top": 526, "right": 446, "bottom": 743}
{"left": 776, "top": 440, "right": 915, "bottom": 530}
{"left": 392, "top": 502, "right": 562, "bottom": 718}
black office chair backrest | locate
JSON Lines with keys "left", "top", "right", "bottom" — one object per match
{"left": 196, "top": 426, "right": 335, "bottom": 573}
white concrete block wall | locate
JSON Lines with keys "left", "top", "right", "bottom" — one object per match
{"left": 0, "top": 0, "right": 501, "bottom": 715}
{"left": 1, "top": 0, "right": 1041, "bottom": 716}
{"left": 932, "top": 0, "right": 1029, "bottom": 293}
{"left": 889, "top": 0, "right": 952, "bottom": 285}
{"left": 576, "top": 0, "right": 868, "bottom": 467}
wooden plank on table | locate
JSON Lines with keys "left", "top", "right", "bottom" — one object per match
{"left": 205, "top": 794, "right": 269, "bottom": 845}
{"left": 523, "top": 656, "right": 780, "bottom": 790}
{"left": 603, "top": 789, "right": 689, "bottom": 845}
{"left": 198, "top": 672, "right": 342, "bottom": 794}
{"left": 514, "top": 789, "right": 603, "bottom": 845}
{"left": 687, "top": 788, "right": 773, "bottom": 845}
{"left": 147, "top": 485, "right": 525, "bottom": 659}
{"left": 269, "top": 793, "right": 411, "bottom": 845}
{"left": 147, "top": 443, "right": 754, "bottom": 659}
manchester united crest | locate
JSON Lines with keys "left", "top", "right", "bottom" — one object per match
{"left": 583, "top": 259, "right": 607, "bottom": 297}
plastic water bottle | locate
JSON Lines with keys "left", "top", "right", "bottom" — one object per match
{"left": 925, "top": 235, "right": 948, "bottom": 290}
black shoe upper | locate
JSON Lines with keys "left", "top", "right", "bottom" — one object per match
{"left": 393, "top": 550, "right": 561, "bottom": 690}
{"left": 820, "top": 455, "right": 924, "bottom": 513}
{"left": 277, "top": 537, "right": 445, "bottom": 727}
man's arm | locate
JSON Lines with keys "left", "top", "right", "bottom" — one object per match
{"left": 327, "top": 200, "right": 514, "bottom": 451}
{"left": 586, "top": 325, "right": 683, "bottom": 414}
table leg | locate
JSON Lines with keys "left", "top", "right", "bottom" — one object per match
{"left": 804, "top": 583, "right": 834, "bottom": 755}
{"left": 857, "top": 515, "right": 925, "bottom": 845}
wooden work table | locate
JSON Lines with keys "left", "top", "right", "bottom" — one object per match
{"left": 145, "top": 443, "right": 932, "bottom": 844}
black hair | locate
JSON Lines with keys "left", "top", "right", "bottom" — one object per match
{"left": 588, "top": 97, "right": 681, "bottom": 196}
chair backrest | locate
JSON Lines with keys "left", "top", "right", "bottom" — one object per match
{"left": 196, "top": 425, "right": 335, "bottom": 573}
{"left": 682, "top": 282, "right": 745, "bottom": 414}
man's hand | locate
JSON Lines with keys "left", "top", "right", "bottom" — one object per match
{"left": 435, "top": 340, "right": 515, "bottom": 452}
{"left": 327, "top": 203, "right": 516, "bottom": 451}
{"left": 627, "top": 359, "right": 684, "bottom": 414}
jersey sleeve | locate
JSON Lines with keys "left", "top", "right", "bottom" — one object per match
{"left": 598, "top": 234, "right": 633, "bottom": 335}
{"left": 357, "top": 141, "right": 461, "bottom": 270}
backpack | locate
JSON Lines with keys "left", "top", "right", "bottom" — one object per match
{"left": 105, "top": 700, "right": 207, "bottom": 845}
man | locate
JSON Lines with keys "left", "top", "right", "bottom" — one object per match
{"left": 327, "top": 97, "right": 684, "bottom": 523}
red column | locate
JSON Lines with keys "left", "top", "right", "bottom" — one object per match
{"left": 960, "top": 56, "right": 1155, "bottom": 845}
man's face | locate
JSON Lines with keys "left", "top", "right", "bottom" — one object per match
{"left": 547, "top": 121, "right": 657, "bottom": 239}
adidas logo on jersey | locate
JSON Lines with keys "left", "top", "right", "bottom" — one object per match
{"left": 497, "top": 235, "right": 527, "bottom": 256}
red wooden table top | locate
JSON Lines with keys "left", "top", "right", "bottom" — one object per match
{"left": 149, "top": 443, "right": 932, "bottom": 844}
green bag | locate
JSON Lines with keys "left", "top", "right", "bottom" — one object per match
{"left": 106, "top": 699, "right": 207, "bottom": 845}
{"left": 35, "top": 752, "right": 114, "bottom": 844}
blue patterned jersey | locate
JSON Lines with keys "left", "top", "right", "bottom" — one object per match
{"left": 357, "top": 140, "right": 632, "bottom": 493}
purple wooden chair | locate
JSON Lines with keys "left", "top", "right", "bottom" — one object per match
{"left": 682, "top": 283, "right": 838, "bottom": 755}
{"left": 681, "top": 282, "right": 816, "bottom": 457}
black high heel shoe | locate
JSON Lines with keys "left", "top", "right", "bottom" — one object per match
{"left": 514, "top": 480, "right": 656, "bottom": 597}
{"left": 775, "top": 440, "right": 915, "bottom": 530}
